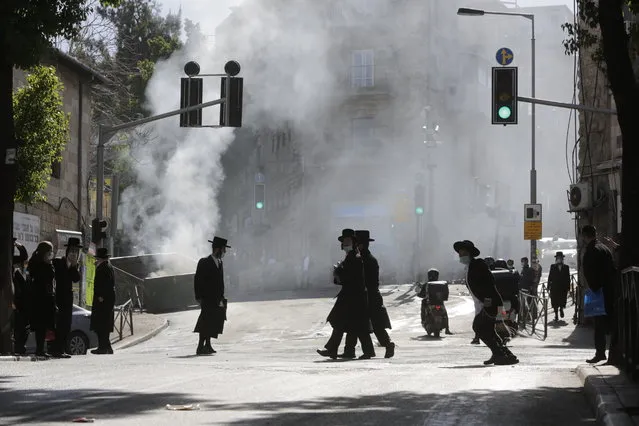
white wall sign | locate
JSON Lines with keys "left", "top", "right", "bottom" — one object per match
{"left": 13, "top": 212, "right": 40, "bottom": 256}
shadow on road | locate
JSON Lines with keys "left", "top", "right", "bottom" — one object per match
{"left": 201, "top": 388, "right": 595, "bottom": 425}
{"left": 543, "top": 324, "right": 593, "bottom": 350}
{"left": 410, "top": 335, "right": 443, "bottom": 341}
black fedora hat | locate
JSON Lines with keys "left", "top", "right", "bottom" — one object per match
{"left": 208, "top": 236, "right": 231, "bottom": 248}
{"left": 338, "top": 229, "right": 356, "bottom": 242}
{"left": 355, "top": 230, "right": 375, "bottom": 242}
{"left": 453, "top": 240, "right": 480, "bottom": 257}
{"left": 95, "top": 248, "right": 111, "bottom": 259}
{"left": 65, "top": 237, "right": 83, "bottom": 248}
{"left": 555, "top": 251, "right": 565, "bottom": 258}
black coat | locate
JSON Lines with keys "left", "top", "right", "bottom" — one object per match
{"left": 583, "top": 239, "right": 617, "bottom": 316}
{"left": 326, "top": 251, "right": 371, "bottom": 333}
{"left": 362, "top": 250, "right": 391, "bottom": 330}
{"left": 548, "top": 263, "right": 570, "bottom": 309}
{"left": 193, "top": 256, "right": 227, "bottom": 338}
{"left": 27, "top": 260, "right": 57, "bottom": 331}
{"left": 53, "top": 257, "right": 81, "bottom": 330}
{"left": 519, "top": 265, "right": 536, "bottom": 292}
{"left": 467, "top": 258, "right": 500, "bottom": 316}
{"left": 13, "top": 269, "right": 30, "bottom": 317}
{"left": 90, "top": 262, "right": 116, "bottom": 333}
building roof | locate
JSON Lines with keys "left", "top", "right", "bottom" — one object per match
{"left": 47, "top": 49, "right": 111, "bottom": 85}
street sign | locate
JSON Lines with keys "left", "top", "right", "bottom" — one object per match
{"left": 524, "top": 204, "right": 542, "bottom": 222}
{"left": 255, "top": 172, "right": 265, "bottom": 183}
{"left": 495, "top": 47, "right": 514, "bottom": 66}
{"left": 524, "top": 221, "right": 542, "bottom": 240}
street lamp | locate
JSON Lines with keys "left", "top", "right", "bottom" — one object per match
{"left": 457, "top": 6, "right": 537, "bottom": 262}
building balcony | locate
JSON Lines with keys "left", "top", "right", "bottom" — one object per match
{"left": 344, "top": 66, "right": 393, "bottom": 97}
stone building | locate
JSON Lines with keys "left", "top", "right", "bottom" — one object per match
{"left": 12, "top": 50, "right": 108, "bottom": 256}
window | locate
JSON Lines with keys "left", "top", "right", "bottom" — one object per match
{"left": 351, "top": 50, "right": 374, "bottom": 88}
{"left": 51, "top": 161, "right": 61, "bottom": 179}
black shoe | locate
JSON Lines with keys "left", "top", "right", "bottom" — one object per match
{"left": 50, "top": 353, "right": 72, "bottom": 359}
{"left": 337, "top": 352, "right": 356, "bottom": 359}
{"left": 495, "top": 355, "right": 519, "bottom": 365}
{"left": 384, "top": 342, "right": 396, "bottom": 359}
{"left": 554, "top": 317, "right": 559, "bottom": 322}
{"left": 317, "top": 349, "right": 337, "bottom": 359}
{"left": 483, "top": 356, "right": 496, "bottom": 365}
{"left": 445, "top": 329, "right": 454, "bottom": 335}
{"left": 586, "top": 354, "right": 606, "bottom": 364}
{"left": 35, "top": 352, "right": 50, "bottom": 359}
{"left": 196, "top": 346, "right": 210, "bottom": 356}
{"left": 358, "top": 353, "right": 375, "bottom": 360}
{"left": 560, "top": 308, "right": 565, "bottom": 318}
{"left": 91, "top": 349, "right": 107, "bottom": 355}
{"left": 204, "top": 345, "right": 216, "bottom": 354}
{"left": 471, "top": 338, "right": 480, "bottom": 345}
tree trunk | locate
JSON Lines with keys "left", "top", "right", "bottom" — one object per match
{"left": 0, "top": 44, "right": 17, "bottom": 354}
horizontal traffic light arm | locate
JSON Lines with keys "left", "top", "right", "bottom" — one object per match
{"left": 517, "top": 96, "right": 617, "bottom": 115}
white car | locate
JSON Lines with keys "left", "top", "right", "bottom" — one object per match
{"left": 25, "top": 305, "right": 99, "bottom": 355}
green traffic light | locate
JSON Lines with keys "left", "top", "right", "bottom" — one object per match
{"left": 256, "top": 202, "right": 264, "bottom": 209}
{"left": 498, "top": 106, "right": 512, "bottom": 119}
{"left": 415, "top": 207, "right": 424, "bottom": 215}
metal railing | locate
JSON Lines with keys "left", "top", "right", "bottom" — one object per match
{"left": 619, "top": 267, "right": 639, "bottom": 382}
{"left": 517, "top": 288, "right": 548, "bottom": 340}
{"left": 113, "top": 298, "right": 134, "bottom": 342}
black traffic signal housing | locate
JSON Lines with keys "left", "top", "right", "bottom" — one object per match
{"left": 254, "top": 183, "right": 265, "bottom": 210}
{"left": 179, "top": 77, "right": 203, "bottom": 127}
{"left": 414, "top": 183, "right": 425, "bottom": 216}
{"left": 91, "top": 218, "right": 108, "bottom": 245}
{"left": 492, "top": 67, "right": 518, "bottom": 125}
{"left": 220, "top": 77, "right": 244, "bottom": 127}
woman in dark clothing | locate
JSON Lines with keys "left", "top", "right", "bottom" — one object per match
{"left": 12, "top": 239, "right": 30, "bottom": 355}
{"left": 27, "top": 241, "right": 57, "bottom": 357}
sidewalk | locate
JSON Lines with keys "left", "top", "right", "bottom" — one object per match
{"left": 0, "top": 311, "right": 168, "bottom": 362}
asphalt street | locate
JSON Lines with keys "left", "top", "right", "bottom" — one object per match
{"left": 0, "top": 284, "right": 596, "bottom": 425}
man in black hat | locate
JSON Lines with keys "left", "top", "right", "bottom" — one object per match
{"left": 12, "top": 238, "right": 30, "bottom": 355}
{"left": 548, "top": 251, "right": 571, "bottom": 322}
{"left": 51, "top": 237, "right": 82, "bottom": 358}
{"left": 339, "top": 230, "right": 395, "bottom": 359}
{"left": 193, "top": 236, "right": 230, "bottom": 355}
{"left": 454, "top": 240, "right": 518, "bottom": 365}
{"left": 318, "top": 229, "right": 375, "bottom": 359}
{"left": 90, "top": 248, "right": 115, "bottom": 354}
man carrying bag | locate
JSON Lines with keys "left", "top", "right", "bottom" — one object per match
{"left": 581, "top": 225, "right": 617, "bottom": 364}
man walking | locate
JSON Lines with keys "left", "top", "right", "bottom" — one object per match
{"left": 51, "top": 237, "right": 82, "bottom": 358}
{"left": 194, "top": 236, "right": 230, "bottom": 355}
{"left": 339, "top": 230, "right": 395, "bottom": 359}
{"left": 12, "top": 239, "right": 30, "bottom": 355}
{"left": 454, "top": 240, "right": 518, "bottom": 365}
{"left": 581, "top": 225, "right": 617, "bottom": 364}
{"left": 90, "top": 248, "right": 115, "bottom": 354}
{"left": 548, "top": 251, "right": 571, "bottom": 322}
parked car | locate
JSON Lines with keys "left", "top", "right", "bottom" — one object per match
{"left": 26, "top": 304, "right": 98, "bottom": 355}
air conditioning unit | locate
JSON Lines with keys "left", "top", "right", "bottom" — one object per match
{"left": 568, "top": 183, "right": 592, "bottom": 211}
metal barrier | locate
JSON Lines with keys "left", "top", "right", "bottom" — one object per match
{"left": 113, "top": 298, "right": 134, "bottom": 342}
{"left": 518, "top": 289, "right": 548, "bottom": 340}
{"left": 619, "top": 267, "right": 639, "bottom": 382}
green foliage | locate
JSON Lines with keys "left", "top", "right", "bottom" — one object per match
{"left": 1, "top": 0, "right": 122, "bottom": 69}
{"left": 13, "top": 66, "right": 70, "bottom": 204}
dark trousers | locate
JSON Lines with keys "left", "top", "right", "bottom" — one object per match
{"left": 97, "top": 332, "right": 113, "bottom": 352}
{"left": 594, "top": 315, "right": 609, "bottom": 356}
{"left": 12, "top": 312, "right": 29, "bottom": 354}
{"left": 34, "top": 329, "right": 46, "bottom": 355}
{"left": 472, "top": 311, "right": 502, "bottom": 356}
{"left": 344, "top": 326, "right": 391, "bottom": 353}
{"left": 325, "top": 328, "right": 375, "bottom": 355}
{"left": 53, "top": 310, "right": 71, "bottom": 354}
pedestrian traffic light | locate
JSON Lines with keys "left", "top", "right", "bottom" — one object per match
{"left": 414, "top": 184, "right": 425, "bottom": 216}
{"left": 254, "top": 183, "right": 265, "bottom": 210}
{"left": 91, "top": 218, "right": 108, "bottom": 245}
{"left": 179, "top": 77, "right": 203, "bottom": 127}
{"left": 492, "top": 67, "right": 518, "bottom": 125}
{"left": 220, "top": 77, "right": 244, "bottom": 127}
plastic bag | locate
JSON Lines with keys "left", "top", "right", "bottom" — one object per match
{"left": 584, "top": 288, "right": 606, "bottom": 317}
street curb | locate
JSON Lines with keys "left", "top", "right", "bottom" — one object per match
{"left": 115, "top": 318, "right": 169, "bottom": 350}
{"left": 577, "top": 365, "right": 638, "bottom": 426}
{"left": 0, "top": 355, "right": 49, "bottom": 362}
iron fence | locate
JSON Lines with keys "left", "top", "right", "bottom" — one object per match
{"left": 113, "top": 298, "right": 134, "bottom": 342}
{"left": 517, "top": 289, "right": 548, "bottom": 340}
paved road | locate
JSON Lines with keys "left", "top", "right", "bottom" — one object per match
{"left": 0, "top": 285, "right": 596, "bottom": 425}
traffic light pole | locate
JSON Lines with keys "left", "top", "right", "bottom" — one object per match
{"left": 530, "top": 15, "right": 537, "bottom": 264}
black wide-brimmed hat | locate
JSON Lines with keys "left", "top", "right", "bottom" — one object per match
{"left": 555, "top": 251, "right": 565, "bottom": 258}
{"left": 65, "top": 237, "right": 83, "bottom": 248}
{"left": 355, "top": 230, "right": 375, "bottom": 242}
{"left": 208, "top": 236, "right": 231, "bottom": 248}
{"left": 338, "top": 229, "right": 356, "bottom": 242}
{"left": 95, "top": 248, "right": 111, "bottom": 259}
{"left": 453, "top": 240, "right": 480, "bottom": 257}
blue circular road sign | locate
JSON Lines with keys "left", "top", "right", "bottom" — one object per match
{"left": 495, "top": 47, "right": 515, "bottom": 66}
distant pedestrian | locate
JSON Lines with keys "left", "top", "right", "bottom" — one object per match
{"left": 581, "top": 225, "right": 617, "bottom": 364}
{"left": 27, "top": 241, "right": 57, "bottom": 358}
{"left": 51, "top": 237, "right": 82, "bottom": 358}
{"left": 194, "top": 236, "right": 229, "bottom": 355}
{"left": 548, "top": 251, "right": 570, "bottom": 322}
{"left": 454, "top": 240, "right": 518, "bottom": 365}
{"left": 90, "top": 248, "right": 115, "bottom": 355}
{"left": 12, "top": 239, "right": 30, "bottom": 355}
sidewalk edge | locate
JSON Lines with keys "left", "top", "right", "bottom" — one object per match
{"left": 115, "top": 318, "right": 169, "bottom": 351}
{"left": 577, "top": 364, "right": 637, "bottom": 426}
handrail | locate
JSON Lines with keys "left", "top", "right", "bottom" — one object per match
{"left": 113, "top": 298, "right": 134, "bottom": 342}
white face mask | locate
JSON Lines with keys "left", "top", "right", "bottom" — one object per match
{"left": 556, "top": 259, "right": 563, "bottom": 264}
{"left": 342, "top": 245, "right": 353, "bottom": 253}
{"left": 459, "top": 255, "right": 471, "bottom": 265}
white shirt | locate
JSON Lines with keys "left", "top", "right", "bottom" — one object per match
{"left": 466, "top": 266, "right": 483, "bottom": 315}
{"left": 211, "top": 255, "right": 221, "bottom": 269}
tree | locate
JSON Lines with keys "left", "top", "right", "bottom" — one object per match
{"left": 14, "top": 66, "right": 70, "bottom": 204}
{"left": 563, "top": 1, "right": 639, "bottom": 269}
{"left": 0, "top": 0, "right": 120, "bottom": 354}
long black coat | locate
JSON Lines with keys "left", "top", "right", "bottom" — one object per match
{"left": 13, "top": 269, "right": 30, "bottom": 319}
{"left": 548, "top": 263, "right": 571, "bottom": 309}
{"left": 327, "top": 251, "right": 371, "bottom": 333}
{"left": 53, "top": 257, "right": 81, "bottom": 332}
{"left": 467, "top": 258, "right": 500, "bottom": 316}
{"left": 28, "top": 261, "right": 57, "bottom": 332}
{"left": 583, "top": 239, "right": 617, "bottom": 316}
{"left": 90, "top": 262, "right": 115, "bottom": 333}
{"left": 362, "top": 250, "right": 391, "bottom": 330}
{"left": 193, "top": 256, "right": 226, "bottom": 338}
